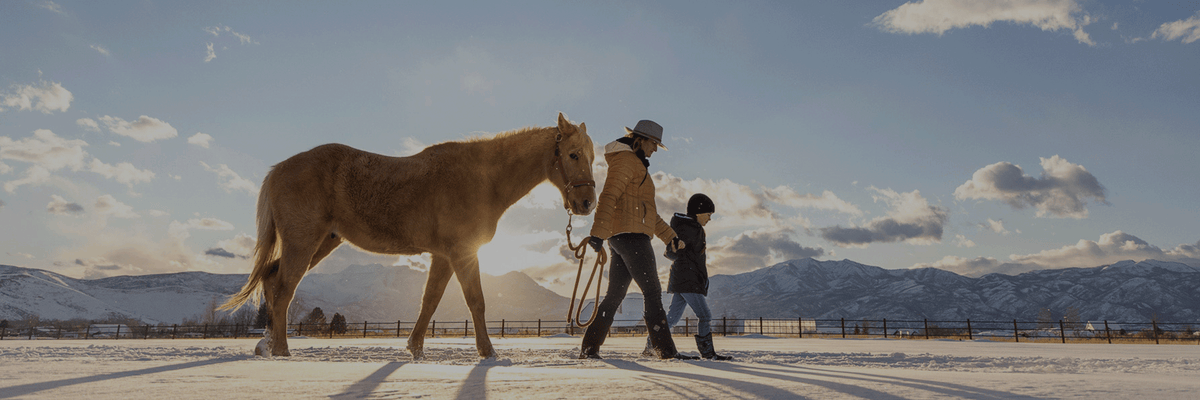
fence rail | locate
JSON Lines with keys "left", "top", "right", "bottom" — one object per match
{"left": 2, "top": 318, "right": 1197, "bottom": 345}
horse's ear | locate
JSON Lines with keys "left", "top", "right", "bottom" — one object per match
{"left": 578, "top": 122, "right": 586, "bottom": 134}
{"left": 557, "top": 112, "right": 576, "bottom": 135}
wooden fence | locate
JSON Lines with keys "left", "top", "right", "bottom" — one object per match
{"left": 2, "top": 318, "right": 1197, "bottom": 345}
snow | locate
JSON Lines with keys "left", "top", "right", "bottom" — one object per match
{"left": 3, "top": 335, "right": 1199, "bottom": 398}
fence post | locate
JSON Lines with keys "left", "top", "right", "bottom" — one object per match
{"left": 172, "top": 324, "right": 177, "bottom": 340}
{"left": 722, "top": 317, "right": 727, "bottom": 337}
{"left": 923, "top": 319, "right": 929, "bottom": 340}
{"left": 501, "top": 319, "right": 505, "bottom": 339}
{"left": 296, "top": 322, "right": 302, "bottom": 338}
{"left": 537, "top": 319, "right": 541, "bottom": 337}
{"left": 0, "top": 326, "right": 5, "bottom": 340}
{"left": 759, "top": 317, "right": 764, "bottom": 336}
{"left": 86, "top": 324, "right": 92, "bottom": 340}
{"left": 798, "top": 317, "right": 803, "bottom": 339}
{"left": 1104, "top": 320, "right": 1112, "bottom": 344}
{"left": 57, "top": 326, "right": 63, "bottom": 340}
{"left": 684, "top": 317, "right": 690, "bottom": 337}
{"left": 1059, "top": 320, "right": 1066, "bottom": 344}
{"left": 1013, "top": 319, "right": 1019, "bottom": 343}
{"left": 967, "top": 319, "right": 973, "bottom": 340}
{"left": 329, "top": 323, "right": 333, "bottom": 339}
{"left": 1152, "top": 321, "right": 1160, "bottom": 345}
{"left": 431, "top": 321, "right": 436, "bottom": 338}
{"left": 464, "top": 320, "right": 469, "bottom": 338}
{"left": 203, "top": 324, "right": 208, "bottom": 340}
{"left": 841, "top": 318, "right": 846, "bottom": 339}
{"left": 883, "top": 319, "right": 888, "bottom": 339}
{"left": 397, "top": 321, "right": 402, "bottom": 338}
{"left": 28, "top": 326, "right": 34, "bottom": 340}
{"left": 115, "top": 324, "right": 122, "bottom": 340}
{"left": 145, "top": 325, "right": 150, "bottom": 340}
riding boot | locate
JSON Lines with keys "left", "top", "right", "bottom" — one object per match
{"left": 579, "top": 312, "right": 615, "bottom": 359}
{"left": 695, "top": 333, "right": 732, "bottom": 361}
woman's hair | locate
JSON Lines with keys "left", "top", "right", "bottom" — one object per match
{"left": 625, "top": 134, "right": 649, "bottom": 150}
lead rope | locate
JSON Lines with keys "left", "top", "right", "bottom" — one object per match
{"left": 565, "top": 212, "right": 607, "bottom": 329}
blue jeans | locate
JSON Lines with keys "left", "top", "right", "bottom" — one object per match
{"left": 646, "top": 292, "right": 712, "bottom": 349}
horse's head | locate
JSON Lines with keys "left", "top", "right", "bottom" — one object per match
{"left": 550, "top": 112, "right": 597, "bottom": 215}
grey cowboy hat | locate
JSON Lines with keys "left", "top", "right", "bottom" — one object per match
{"left": 624, "top": 119, "right": 668, "bottom": 150}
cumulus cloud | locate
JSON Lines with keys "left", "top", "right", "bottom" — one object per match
{"left": 954, "top": 234, "right": 977, "bottom": 248}
{"left": 204, "top": 43, "right": 216, "bottom": 62}
{"left": 188, "top": 132, "right": 213, "bottom": 148}
{"left": 0, "top": 80, "right": 73, "bottom": 113}
{"left": 76, "top": 118, "right": 101, "bottom": 132}
{"left": 954, "top": 155, "right": 1105, "bottom": 219}
{"left": 98, "top": 115, "right": 178, "bottom": 142}
{"left": 709, "top": 227, "right": 826, "bottom": 275}
{"left": 872, "top": 0, "right": 1096, "bottom": 46}
{"left": 0, "top": 129, "right": 88, "bottom": 171}
{"left": 0, "top": 161, "right": 11, "bottom": 175}
{"left": 88, "top": 158, "right": 155, "bottom": 187}
{"left": 4, "top": 165, "right": 52, "bottom": 193}
{"left": 212, "top": 233, "right": 256, "bottom": 259}
{"left": 94, "top": 194, "right": 138, "bottom": 219}
{"left": 200, "top": 162, "right": 258, "bottom": 196}
{"left": 980, "top": 218, "right": 1012, "bottom": 235}
{"left": 913, "top": 231, "right": 1200, "bottom": 276}
{"left": 46, "top": 194, "right": 84, "bottom": 216}
{"left": 652, "top": 172, "right": 850, "bottom": 230}
{"left": 819, "top": 187, "right": 949, "bottom": 247}
{"left": 1151, "top": 12, "right": 1200, "bottom": 44}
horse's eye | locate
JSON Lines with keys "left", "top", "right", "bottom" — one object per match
{"left": 570, "top": 153, "right": 579, "bottom": 160}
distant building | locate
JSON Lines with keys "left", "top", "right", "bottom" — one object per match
{"left": 579, "top": 292, "right": 646, "bottom": 328}
{"left": 1085, "top": 321, "right": 1122, "bottom": 332}
{"left": 88, "top": 324, "right": 132, "bottom": 338}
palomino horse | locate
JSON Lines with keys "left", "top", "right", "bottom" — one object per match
{"left": 219, "top": 113, "right": 597, "bottom": 358}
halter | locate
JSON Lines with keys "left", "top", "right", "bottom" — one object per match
{"left": 553, "top": 128, "right": 596, "bottom": 195}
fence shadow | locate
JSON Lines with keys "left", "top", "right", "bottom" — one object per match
{"left": 692, "top": 361, "right": 1037, "bottom": 400}
{"left": 0, "top": 357, "right": 242, "bottom": 399}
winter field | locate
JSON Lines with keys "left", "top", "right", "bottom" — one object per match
{"left": 2, "top": 335, "right": 1199, "bottom": 399}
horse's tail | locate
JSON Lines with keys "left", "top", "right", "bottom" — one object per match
{"left": 218, "top": 172, "right": 279, "bottom": 312}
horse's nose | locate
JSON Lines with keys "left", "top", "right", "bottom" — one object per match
{"left": 582, "top": 199, "right": 592, "bottom": 210}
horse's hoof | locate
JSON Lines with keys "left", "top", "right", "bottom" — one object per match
{"left": 480, "top": 348, "right": 497, "bottom": 359}
{"left": 408, "top": 346, "right": 424, "bottom": 360}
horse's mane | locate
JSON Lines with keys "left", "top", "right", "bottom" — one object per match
{"left": 459, "top": 126, "right": 551, "bottom": 144}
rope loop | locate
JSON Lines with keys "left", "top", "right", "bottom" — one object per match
{"left": 565, "top": 212, "right": 606, "bottom": 329}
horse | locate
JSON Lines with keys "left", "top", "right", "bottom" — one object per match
{"left": 218, "top": 113, "right": 597, "bottom": 359}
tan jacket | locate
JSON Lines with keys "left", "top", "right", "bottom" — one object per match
{"left": 589, "top": 140, "right": 676, "bottom": 244}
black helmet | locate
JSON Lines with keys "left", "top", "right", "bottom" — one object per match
{"left": 687, "top": 193, "right": 715, "bottom": 217}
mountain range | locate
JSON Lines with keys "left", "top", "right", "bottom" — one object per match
{"left": 3, "top": 258, "right": 1199, "bottom": 324}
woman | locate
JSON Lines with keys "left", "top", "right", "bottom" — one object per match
{"left": 581, "top": 119, "right": 693, "bottom": 360}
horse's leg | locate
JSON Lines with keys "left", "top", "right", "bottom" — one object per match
{"left": 407, "top": 254, "right": 453, "bottom": 359}
{"left": 264, "top": 233, "right": 324, "bottom": 357}
{"left": 306, "top": 234, "right": 343, "bottom": 272}
{"left": 451, "top": 253, "right": 495, "bottom": 358}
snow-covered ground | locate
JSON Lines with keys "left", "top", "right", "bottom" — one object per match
{"left": 3, "top": 334, "right": 1199, "bottom": 399}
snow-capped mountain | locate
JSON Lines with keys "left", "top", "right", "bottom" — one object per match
{"left": 707, "top": 258, "right": 1200, "bottom": 322}
{"left": 5, "top": 258, "right": 1200, "bottom": 325}
{"left": 0, "top": 263, "right": 568, "bottom": 324}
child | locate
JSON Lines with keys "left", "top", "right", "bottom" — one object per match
{"left": 646, "top": 193, "right": 732, "bottom": 360}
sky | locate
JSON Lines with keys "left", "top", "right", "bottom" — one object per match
{"left": 2, "top": 0, "right": 1199, "bottom": 296}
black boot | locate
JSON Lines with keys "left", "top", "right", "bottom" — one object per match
{"left": 648, "top": 322, "right": 698, "bottom": 360}
{"left": 696, "top": 333, "right": 732, "bottom": 360}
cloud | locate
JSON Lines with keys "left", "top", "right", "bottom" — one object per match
{"left": 188, "top": 132, "right": 213, "bottom": 148}
{"left": 77, "top": 118, "right": 101, "bottom": 132}
{"left": 200, "top": 162, "right": 258, "bottom": 196}
{"left": 394, "top": 137, "right": 427, "bottom": 157}
{"left": 213, "top": 233, "right": 256, "bottom": 258}
{"left": 1151, "top": 12, "right": 1200, "bottom": 44}
{"left": 88, "top": 158, "right": 155, "bottom": 187}
{"left": 954, "top": 234, "right": 977, "bottom": 248}
{"left": 94, "top": 194, "right": 138, "bottom": 219}
{"left": 4, "top": 165, "right": 52, "bottom": 193}
{"left": 0, "top": 161, "right": 11, "bottom": 175}
{"left": 819, "top": 187, "right": 949, "bottom": 247}
{"left": 37, "top": 1, "right": 64, "bottom": 14}
{"left": 913, "top": 231, "right": 1200, "bottom": 276}
{"left": 761, "top": 187, "right": 863, "bottom": 216}
{"left": 90, "top": 44, "right": 110, "bottom": 57}
{"left": 0, "top": 80, "right": 73, "bottom": 113}
{"left": 47, "top": 194, "right": 84, "bottom": 216}
{"left": 954, "top": 155, "right": 1106, "bottom": 219}
{"left": 0, "top": 198, "right": 5, "bottom": 209}
{"left": 204, "top": 25, "right": 258, "bottom": 45}
{"left": 98, "top": 115, "right": 178, "bottom": 142}
{"left": 147, "top": 209, "right": 169, "bottom": 217}
{"left": 0, "top": 129, "right": 88, "bottom": 171}
{"left": 652, "top": 172, "right": 813, "bottom": 229}
{"left": 872, "top": 0, "right": 1096, "bottom": 46}
{"left": 204, "top": 43, "right": 216, "bottom": 62}
{"left": 708, "top": 227, "right": 826, "bottom": 275}
{"left": 169, "top": 218, "right": 235, "bottom": 238}
{"left": 204, "top": 248, "right": 237, "bottom": 258}
{"left": 980, "top": 218, "right": 1012, "bottom": 235}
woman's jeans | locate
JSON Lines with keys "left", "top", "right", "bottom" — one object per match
{"left": 580, "top": 233, "right": 678, "bottom": 356}
{"left": 646, "top": 292, "right": 713, "bottom": 349}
